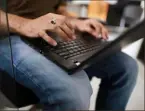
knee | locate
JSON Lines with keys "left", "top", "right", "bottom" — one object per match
{"left": 63, "top": 90, "right": 90, "bottom": 110}
{"left": 47, "top": 82, "right": 92, "bottom": 110}
{"left": 117, "top": 53, "right": 138, "bottom": 87}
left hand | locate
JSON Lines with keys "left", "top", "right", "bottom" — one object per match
{"left": 72, "top": 19, "right": 109, "bottom": 40}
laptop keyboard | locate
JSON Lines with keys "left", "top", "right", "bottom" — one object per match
{"left": 41, "top": 38, "right": 108, "bottom": 59}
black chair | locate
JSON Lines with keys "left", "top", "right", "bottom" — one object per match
{"left": 0, "top": 69, "right": 39, "bottom": 108}
{"left": 120, "top": 5, "right": 143, "bottom": 27}
{"left": 138, "top": 40, "right": 144, "bottom": 64}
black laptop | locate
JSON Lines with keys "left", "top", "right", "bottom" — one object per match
{"left": 22, "top": 19, "right": 145, "bottom": 74}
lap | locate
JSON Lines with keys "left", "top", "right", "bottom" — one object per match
{"left": 0, "top": 35, "right": 92, "bottom": 105}
{"left": 85, "top": 51, "right": 138, "bottom": 79}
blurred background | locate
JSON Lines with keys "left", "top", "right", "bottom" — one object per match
{"left": 0, "top": 0, "right": 144, "bottom": 110}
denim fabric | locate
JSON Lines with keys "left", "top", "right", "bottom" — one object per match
{"left": 0, "top": 35, "right": 138, "bottom": 110}
{"left": 0, "top": 36, "right": 92, "bottom": 111}
{"left": 85, "top": 50, "right": 138, "bottom": 110}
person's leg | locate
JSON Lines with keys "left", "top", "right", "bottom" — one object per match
{"left": 85, "top": 52, "right": 138, "bottom": 110}
{"left": 0, "top": 35, "right": 92, "bottom": 111}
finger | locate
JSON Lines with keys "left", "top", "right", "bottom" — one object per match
{"left": 84, "top": 26, "right": 93, "bottom": 34}
{"left": 57, "top": 27, "right": 71, "bottom": 41}
{"left": 65, "top": 20, "right": 74, "bottom": 31}
{"left": 93, "top": 26, "right": 101, "bottom": 37}
{"left": 105, "top": 28, "right": 109, "bottom": 39}
{"left": 38, "top": 31, "right": 57, "bottom": 46}
{"left": 65, "top": 22, "right": 76, "bottom": 38}
{"left": 89, "top": 22, "right": 101, "bottom": 37}
{"left": 101, "top": 28, "right": 109, "bottom": 40}
{"left": 99, "top": 23, "right": 109, "bottom": 38}
{"left": 101, "top": 29, "right": 107, "bottom": 40}
{"left": 84, "top": 26, "right": 99, "bottom": 39}
{"left": 61, "top": 23, "right": 76, "bottom": 40}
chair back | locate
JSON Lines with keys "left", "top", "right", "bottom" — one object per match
{"left": 120, "top": 5, "right": 143, "bottom": 27}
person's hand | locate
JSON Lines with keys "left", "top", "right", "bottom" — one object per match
{"left": 18, "top": 13, "right": 76, "bottom": 46}
{"left": 72, "top": 19, "right": 108, "bottom": 40}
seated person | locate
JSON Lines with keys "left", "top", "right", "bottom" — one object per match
{"left": 0, "top": 0, "right": 138, "bottom": 110}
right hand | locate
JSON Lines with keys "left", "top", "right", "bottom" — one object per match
{"left": 18, "top": 13, "right": 76, "bottom": 46}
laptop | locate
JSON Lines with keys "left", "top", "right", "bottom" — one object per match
{"left": 22, "top": 19, "right": 145, "bottom": 74}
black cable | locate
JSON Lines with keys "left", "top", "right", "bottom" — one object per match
{"left": 5, "top": 0, "right": 18, "bottom": 110}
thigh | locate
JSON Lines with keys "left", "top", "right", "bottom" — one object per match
{"left": 85, "top": 51, "right": 137, "bottom": 79}
{"left": 0, "top": 35, "right": 92, "bottom": 105}
{"left": 0, "top": 37, "right": 15, "bottom": 76}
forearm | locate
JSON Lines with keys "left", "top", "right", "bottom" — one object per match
{"left": 0, "top": 10, "right": 7, "bottom": 34}
{"left": 0, "top": 10, "right": 31, "bottom": 34}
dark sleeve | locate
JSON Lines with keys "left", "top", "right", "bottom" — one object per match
{"left": 0, "top": 0, "right": 6, "bottom": 11}
{"left": 59, "top": 0, "right": 67, "bottom": 6}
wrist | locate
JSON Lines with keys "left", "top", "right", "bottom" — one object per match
{"left": 8, "top": 13, "right": 32, "bottom": 34}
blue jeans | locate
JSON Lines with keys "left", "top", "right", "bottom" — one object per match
{"left": 85, "top": 51, "right": 138, "bottom": 110}
{"left": 0, "top": 35, "right": 138, "bottom": 110}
